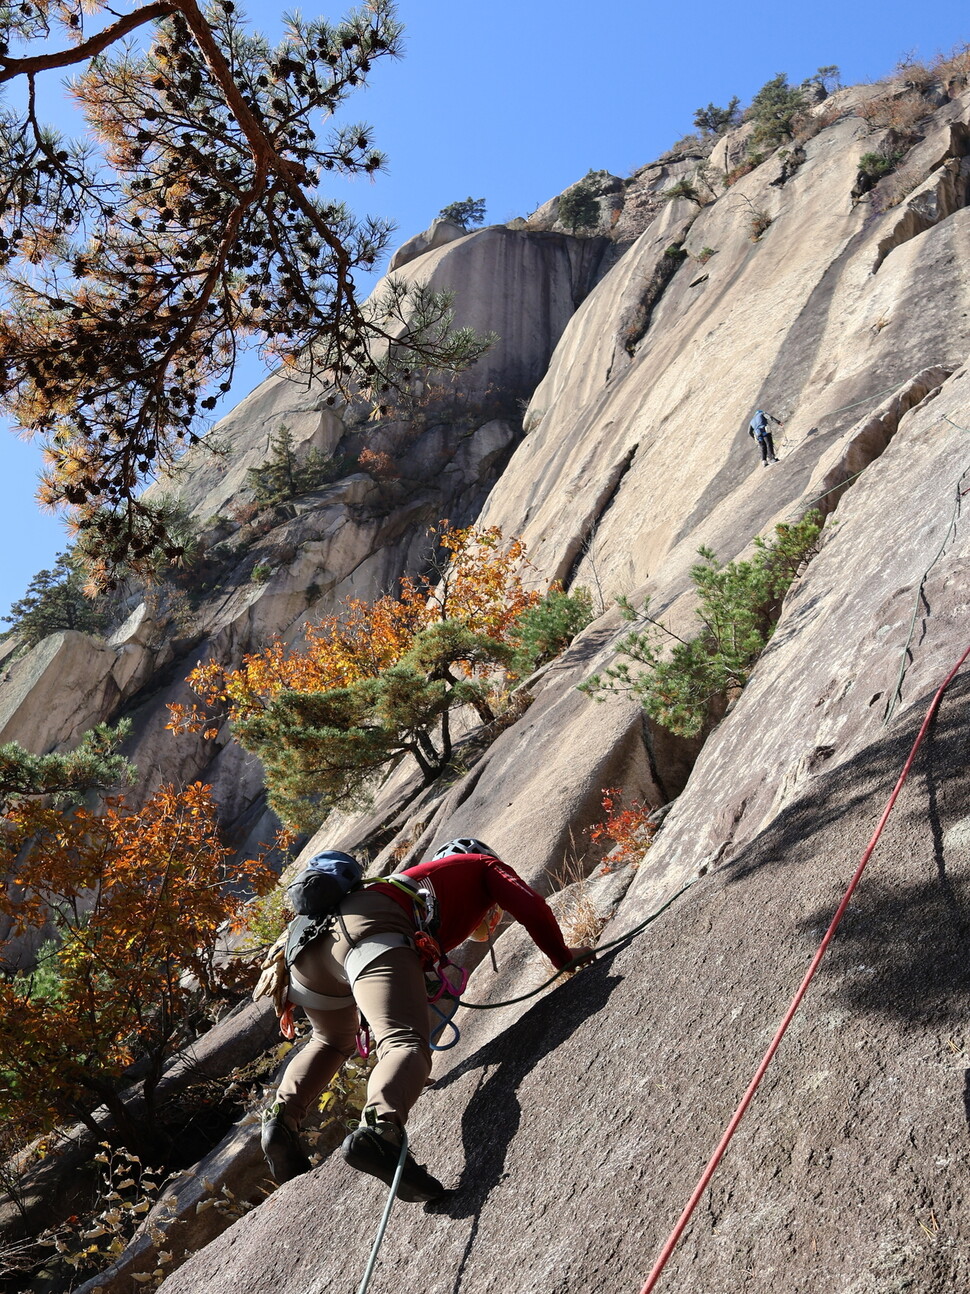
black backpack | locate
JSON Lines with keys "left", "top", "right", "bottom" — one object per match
{"left": 286, "top": 850, "right": 363, "bottom": 919}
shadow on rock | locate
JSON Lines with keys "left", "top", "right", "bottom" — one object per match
{"left": 429, "top": 954, "right": 623, "bottom": 1223}
{"left": 725, "top": 672, "right": 970, "bottom": 892}
{"left": 794, "top": 873, "right": 970, "bottom": 1031}
{"left": 718, "top": 674, "right": 970, "bottom": 1037}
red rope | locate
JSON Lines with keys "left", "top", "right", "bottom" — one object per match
{"left": 638, "top": 638, "right": 970, "bottom": 1294}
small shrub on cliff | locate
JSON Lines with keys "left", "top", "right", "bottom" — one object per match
{"left": 558, "top": 177, "right": 601, "bottom": 232}
{"left": 858, "top": 147, "right": 906, "bottom": 181}
{"left": 589, "top": 786, "right": 656, "bottom": 872}
{"left": 358, "top": 447, "right": 399, "bottom": 481}
{"left": 693, "top": 97, "right": 741, "bottom": 137}
{"left": 438, "top": 197, "right": 486, "bottom": 228}
{"left": 579, "top": 512, "right": 823, "bottom": 737}
{"left": 806, "top": 65, "right": 841, "bottom": 93}
{"left": 661, "top": 177, "right": 703, "bottom": 206}
{"left": 508, "top": 588, "right": 594, "bottom": 677}
{"left": 728, "top": 154, "right": 760, "bottom": 185}
{"left": 661, "top": 133, "right": 707, "bottom": 159}
{"left": 748, "top": 207, "right": 773, "bottom": 240}
{"left": 856, "top": 90, "right": 930, "bottom": 133}
{"left": 748, "top": 73, "right": 808, "bottom": 148}
{"left": 933, "top": 43, "right": 970, "bottom": 89}
{"left": 247, "top": 425, "right": 347, "bottom": 508}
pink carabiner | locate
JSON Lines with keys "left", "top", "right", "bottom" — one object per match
{"left": 426, "top": 958, "right": 469, "bottom": 1004}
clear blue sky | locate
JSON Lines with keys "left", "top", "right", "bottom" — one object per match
{"left": 2, "top": 0, "right": 969, "bottom": 617}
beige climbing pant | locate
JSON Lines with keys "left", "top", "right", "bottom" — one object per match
{"left": 275, "top": 890, "right": 432, "bottom": 1126}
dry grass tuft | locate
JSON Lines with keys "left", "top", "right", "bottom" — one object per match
{"left": 856, "top": 90, "right": 931, "bottom": 133}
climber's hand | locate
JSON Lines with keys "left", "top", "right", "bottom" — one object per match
{"left": 565, "top": 945, "right": 595, "bottom": 971}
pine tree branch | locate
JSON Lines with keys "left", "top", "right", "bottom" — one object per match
{"left": 0, "top": 3, "right": 177, "bottom": 82}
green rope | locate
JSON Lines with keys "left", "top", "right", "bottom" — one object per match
{"left": 777, "top": 380, "right": 908, "bottom": 431}
{"left": 800, "top": 465, "right": 869, "bottom": 512}
{"left": 824, "top": 380, "right": 909, "bottom": 418}
{"left": 356, "top": 1127, "right": 410, "bottom": 1294}
{"left": 458, "top": 877, "right": 696, "bottom": 1011}
{"left": 786, "top": 380, "right": 967, "bottom": 518}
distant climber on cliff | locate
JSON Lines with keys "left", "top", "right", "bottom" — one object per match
{"left": 748, "top": 407, "right": 783, "bottom": 466}
{"left": 257, "top": 838, "right": 594, "bottom": 1203}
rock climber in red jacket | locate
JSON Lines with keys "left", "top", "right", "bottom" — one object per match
{"left": 261, "top": 838, "right": 593, "bottom": 1201}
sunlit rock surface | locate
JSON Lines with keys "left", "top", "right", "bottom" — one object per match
{"left": 4, "top": 78, "right": 970, "bottom": 1294}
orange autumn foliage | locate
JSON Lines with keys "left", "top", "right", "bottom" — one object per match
{"left": 168, "top": 523, "right": 542, "bottom": 735}
{"left": 0, "top": 782, "right": 275, "bottom": 1144}
{"left": 589, "top": 787, "right": 656, "bottom": 872}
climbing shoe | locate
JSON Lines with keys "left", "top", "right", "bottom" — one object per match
{"left": 261, "top": 1103, "right": 312, "bottom": 1183}
{"left": 341, "top": 1112, "right": 444, "bottom": 1203}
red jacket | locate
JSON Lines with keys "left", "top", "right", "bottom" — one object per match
{"left": 370, "top": 852, "right": 573, "bottom": 969}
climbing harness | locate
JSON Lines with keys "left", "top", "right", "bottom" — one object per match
{"left": 636, "top": 636, "right": 970, "bottom": 1294}
{"left": 379, "top": 873, "right": 472, "bottom": 1013}
{"left": 380, "top": 873, "right": 440, "bottom": 933}
{"left": 355, "top": 1126, "right": 410, "bottom": 1294}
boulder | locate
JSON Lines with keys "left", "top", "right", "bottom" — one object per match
{"left": 0, "top": 630, "right": 152, "bottom": 752}
{"left": 388, "top": 216, "right": 468, "bottom": 271}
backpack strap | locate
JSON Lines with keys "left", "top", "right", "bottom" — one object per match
{"left": 375, "top": 874, "right": 439, "bottom": 936}
{"left": 284, "top": 913, "right": 331, "bottom": 968}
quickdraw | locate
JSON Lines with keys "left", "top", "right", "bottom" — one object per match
{"left": 279, "top": 1002, "right": 297, "bottom": 1041}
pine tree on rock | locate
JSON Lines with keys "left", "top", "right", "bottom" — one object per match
{"left": 169, "top": 524, "right": 548, "bottom": 828}
{"left": 0, "top": 0, "right": 491, "bottom": 586}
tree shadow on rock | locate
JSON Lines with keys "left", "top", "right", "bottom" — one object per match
{"left": 724, "top": 671, "right": 970, "bottom": 890}
{"left": 782, "top": 660, "right": 970, "bottom": 1035}
{"left": 794, "top": 874, "right": 970, "bottom": 1031}
{"left": 721, "top": 673, "right": 970, "bottom": 1036}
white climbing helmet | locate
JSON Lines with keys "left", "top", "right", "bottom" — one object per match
{"left": 431, "top": 837, "right": 496, "bottom": 860}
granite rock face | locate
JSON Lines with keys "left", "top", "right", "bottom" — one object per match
{"left": 5, "top": 78, "right": 970, "bottom": 1294}
{"left": 480, "top": 93, "right": 970, "bottom": 608}
{"left": 0, "top": 221, "right": 610, "bottom": 858}
{"left": 387, "top": 215, "right": 467, "bottom": 271}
